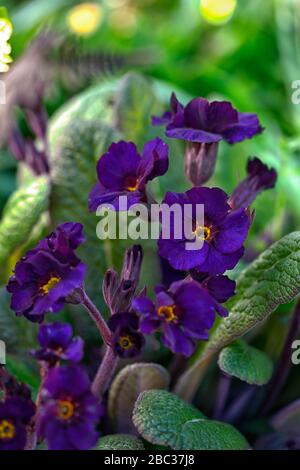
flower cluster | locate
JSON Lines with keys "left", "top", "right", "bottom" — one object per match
{"left": 7, "top": 222, "right": 86, "bottom": 322}
{"left": 132, "top": 276, "right": 234, "bottom": 356}
{"left": 4, "top": 90, "right": 277, "bottom": 451}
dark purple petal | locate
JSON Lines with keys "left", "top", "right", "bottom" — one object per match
{"left": 222, "top": 112, "right": 264, "bottom": 144}
{"left": 162, "top": 323, "right": 196, "bottom": 356}
{"left": 97, "top": 141, "right": 141, "bottom": 190}
{"left": 196, "top": 246, "right": 245, "bottom": 275}
{"left": 204, "top": 275, "right": 236, "bottom": 303}
{"left": 215, "top": 208, "right": 250, "bottom": 254}
{"left": 208, "top": 101, "right": 238, "bottom": 132}
{"left": 63, "top": 337, "right": 84, "bottom": 362}
{"left": 166, "top": 126, "right": 222, "bottom": 143}
{"left": 38, "top": 322, "right": 73, "bottom": 349}
{"left": 139, "top": 137, "right": 169, "bottom": 184}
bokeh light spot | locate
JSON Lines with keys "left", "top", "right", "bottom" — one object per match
{"left": 200, "top": 0, "right": 237, "bottom": 25}
{"left": 67, "top": 3, "right": 103, "bottom": 36}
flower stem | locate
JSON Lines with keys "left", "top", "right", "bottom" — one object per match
{"left": 260, "top": 297, "right": 300, "bottom": 415}
{"left": 213, "top": 373, "right": 231, "bottom": 420}
{"left": 91, "top": 346, "right": 118, "bottom": 398}
{"left": 80, "top": 290, "right": 112, "bottom": 346}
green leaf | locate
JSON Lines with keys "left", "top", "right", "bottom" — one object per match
{"left": 95, "top": 434, "right": 145, "bottom": 450}
{"left": 176, "top": 419, "right": 249, "bottom": 450}
{"left": 218, "top": 340, "right": 274, "bottom": 385}
{"left": 108, "top": 363, "right": 170, "bottom": 434}
{"left": 114, "top": 73, "right": 162, "bottom": 146}
{"left": 5, "top": 355, "right": 39, "bottom": 392}
{"left": 0, "top": 177, "right": 50, "bottom": 264}
{"left": 0, "top": 288, "right": 37, "bottom": 352}
{"left": 175, "top": 232, "right": 300, "bottom": 400}
{"left": 132, "top": 390, "right": 204, "bottom": 448}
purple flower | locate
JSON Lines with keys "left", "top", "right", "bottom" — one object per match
{"left": 31, "top": 322, "right": 84, "bottom": 366}
{"left": 132, "top": 279, "right": 227, "bottom": 356}
{"left": 7, "top": 223, "right": 86, "bottom": 323}
{"left": 0, "top": 398, "right": 35, "bottom": 450}
{"left": 108, "top": 312, "right": 145, "bottom": 358}
{"left": 153, "top": 93, "right": 263, "bottom": 144}
{"left": 37, "top": 365, "right": 101, "bottom": 450}
{"left": 88, "top": 138, "right": 169, "bottom": 211}
{"left": 229, "top": 157, "right": 277, "bottom": 209}
{"left": 158, "top": 187, "right": 250, "bottom": 274}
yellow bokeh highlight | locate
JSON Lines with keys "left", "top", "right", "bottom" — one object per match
{"left": 200, "top": 0, "right": 237, "bottom": 25}
{"left": 0, "top": 9, "right": 13, "bottom": 73}
{"left": 67, "top": 3, "right": 103, "bottom": 36}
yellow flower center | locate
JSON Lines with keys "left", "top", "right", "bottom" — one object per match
{"left": 0, "top": 419, "right": 15, "bottom": 440}
{"left": 193, "top": 225, "right": 211, "bottom": 241}
{"left": 118, "top": 335, "right": 134, "bottom": 350}
{"left": 41, "top": 276, "right": 61, "bottom": 295}
{"left": 57, "top": 400, "right": 75, "bottom": 421}
{"left": 126, "top": 179, "right": 139, "bottom": 192}
{"left": 157, "top": 305, "right": 178, "bottom": 323}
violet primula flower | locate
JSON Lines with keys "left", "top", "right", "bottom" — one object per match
{"left": 158, "top": 187, "right": 250, "bottom": 274}
{"left": 88, "top": 138, "right": 169, "bottom": 211}
{"left": 37, "top": 365, "right": 101, "bottom": 450}
{"left": 6, "top": 223, "right": 86, "bottom": 323}
{"left": 153, "top": 93, "right": 263, "bottom": 145}
{"left": 0, "top": 398, "right": 35, "bottom": 450}
{"left": 229, "top": 157, "right": 277, "bottom": 209}
{"left": 108, "top": 312, "right": 145, "bottom": 358}
{"left": 31, "top": 322, "right": 84, "bottom": 366}
{"left": 132, "top": 279, "right": 227, "bottom": 357}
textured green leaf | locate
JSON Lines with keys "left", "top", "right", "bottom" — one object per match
{"left": 49, "top": 81, "right": 117, "bottom": 145}
{"left": 95, "top": 434, "right": 145, "bottom": 450}
{"left": 175, "top": 232, "right": 300, "bottom": 400}
{"left": 132, "top": 390, "right": 204, "bottom": 448}
{"left": 176, "top": 419, "right": 249, "bottom": 450}
{"left": 108, "top": 363, "right": 170, "bottom": 434}
{"left": 0, "top": 176, "right": 50, "bottom": 263}
{"left": 114, "top": 73, "right": 162, "bottom": 146}
{"left": 218, "top": 340, "right": 274, "bottom": 385}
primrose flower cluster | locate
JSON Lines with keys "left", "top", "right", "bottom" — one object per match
{"left": 1, "top": 93, "right": 277, "bottom": 450}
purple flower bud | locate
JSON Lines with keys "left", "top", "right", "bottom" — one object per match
{"left": 8, "top": 129, "right": 27, "bottom": 162}
{"left": 229, "top": 157, "right": 277, "bottom": 209}
{"left": 25, "top": 140, "right": 49, "bottom": 175}
{"left": 103, "top": 245, "right": 143, "bottom": 314}
{"left": 185, "top": 142, "right": 219, "bottom": 186}
{"left": 25, "top": 104, "right": 48, "bottom": 140}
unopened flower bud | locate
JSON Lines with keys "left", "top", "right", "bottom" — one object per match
{"left": 229, "top": 157, "right": 277, "bottom": 209}
{"left": 185, "top": 142, "right": 219, "bottom": 186}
